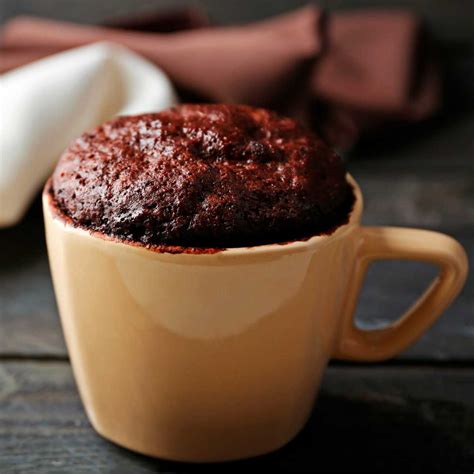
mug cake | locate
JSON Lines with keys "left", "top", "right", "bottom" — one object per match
{"left": 50, "top": 104, "right": 354, "bottom": 250}
{"left": 43, "top": 103, "right": 467, "bottom": 462}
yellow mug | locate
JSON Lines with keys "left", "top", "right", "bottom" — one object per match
{"left": 43, "top": 175, "right": 468, "bottom": 462}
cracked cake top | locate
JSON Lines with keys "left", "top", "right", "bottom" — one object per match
{"left": 51, "top": 104, "right": 354, "bottom": 249}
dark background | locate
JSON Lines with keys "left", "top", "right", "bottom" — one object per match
{"left": 0, "top": 1, "right": 473, "bottom": 472}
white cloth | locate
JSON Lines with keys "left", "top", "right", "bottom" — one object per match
{"left": 0, "top": 42, "right": 178, "bottom": 227}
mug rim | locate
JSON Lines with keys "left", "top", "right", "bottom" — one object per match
{"left": 43, "top": 174, "right": 363, "bottom": 258}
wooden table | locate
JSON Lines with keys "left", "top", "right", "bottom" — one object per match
{"left": 1, "top": 1, "right": 473, "bottom": 472}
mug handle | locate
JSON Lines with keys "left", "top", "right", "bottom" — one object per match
{"left": 334, "top": 226, "right": 468, "bottom": 361}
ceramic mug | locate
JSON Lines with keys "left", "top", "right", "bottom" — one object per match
{"left": 43, "top": 175, "right": 468, "bottom": 462}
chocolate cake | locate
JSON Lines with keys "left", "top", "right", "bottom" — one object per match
{"left": 51, "top": 104, "right": 354, "bottom": 249}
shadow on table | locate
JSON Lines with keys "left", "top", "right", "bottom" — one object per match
{"left": 110, "top": 394, "right": 474, "bottom": 473}
{"left": 0, "top": 195, "right": 46, "bottom": 272}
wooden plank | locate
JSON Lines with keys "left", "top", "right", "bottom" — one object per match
{"left": 0, "top": 361, "right": 473, "bottom": 472}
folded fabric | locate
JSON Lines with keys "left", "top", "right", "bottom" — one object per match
{"left": 0, "top": 43, "right": 177, "bottom": 227}
{"left": 0, "top": 5, "right": 440, "bottom": 149}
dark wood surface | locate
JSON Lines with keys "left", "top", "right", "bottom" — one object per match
{"left": 1, "top": 0, "right": 473, "bottom": 471}
{"left": 1, "top": 362, "right": 473, "bottom": 473}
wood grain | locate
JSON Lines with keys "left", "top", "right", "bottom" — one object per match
{"left": 1, "top": 361, "right": 473, "bottom": 472}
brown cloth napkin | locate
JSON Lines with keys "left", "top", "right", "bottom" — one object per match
{"left": 0, "top": 6, "right": 440, "bottom": 149}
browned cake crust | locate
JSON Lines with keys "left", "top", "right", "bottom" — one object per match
{"left": 51, "top": 104, "right": 354, "bottom": 248}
